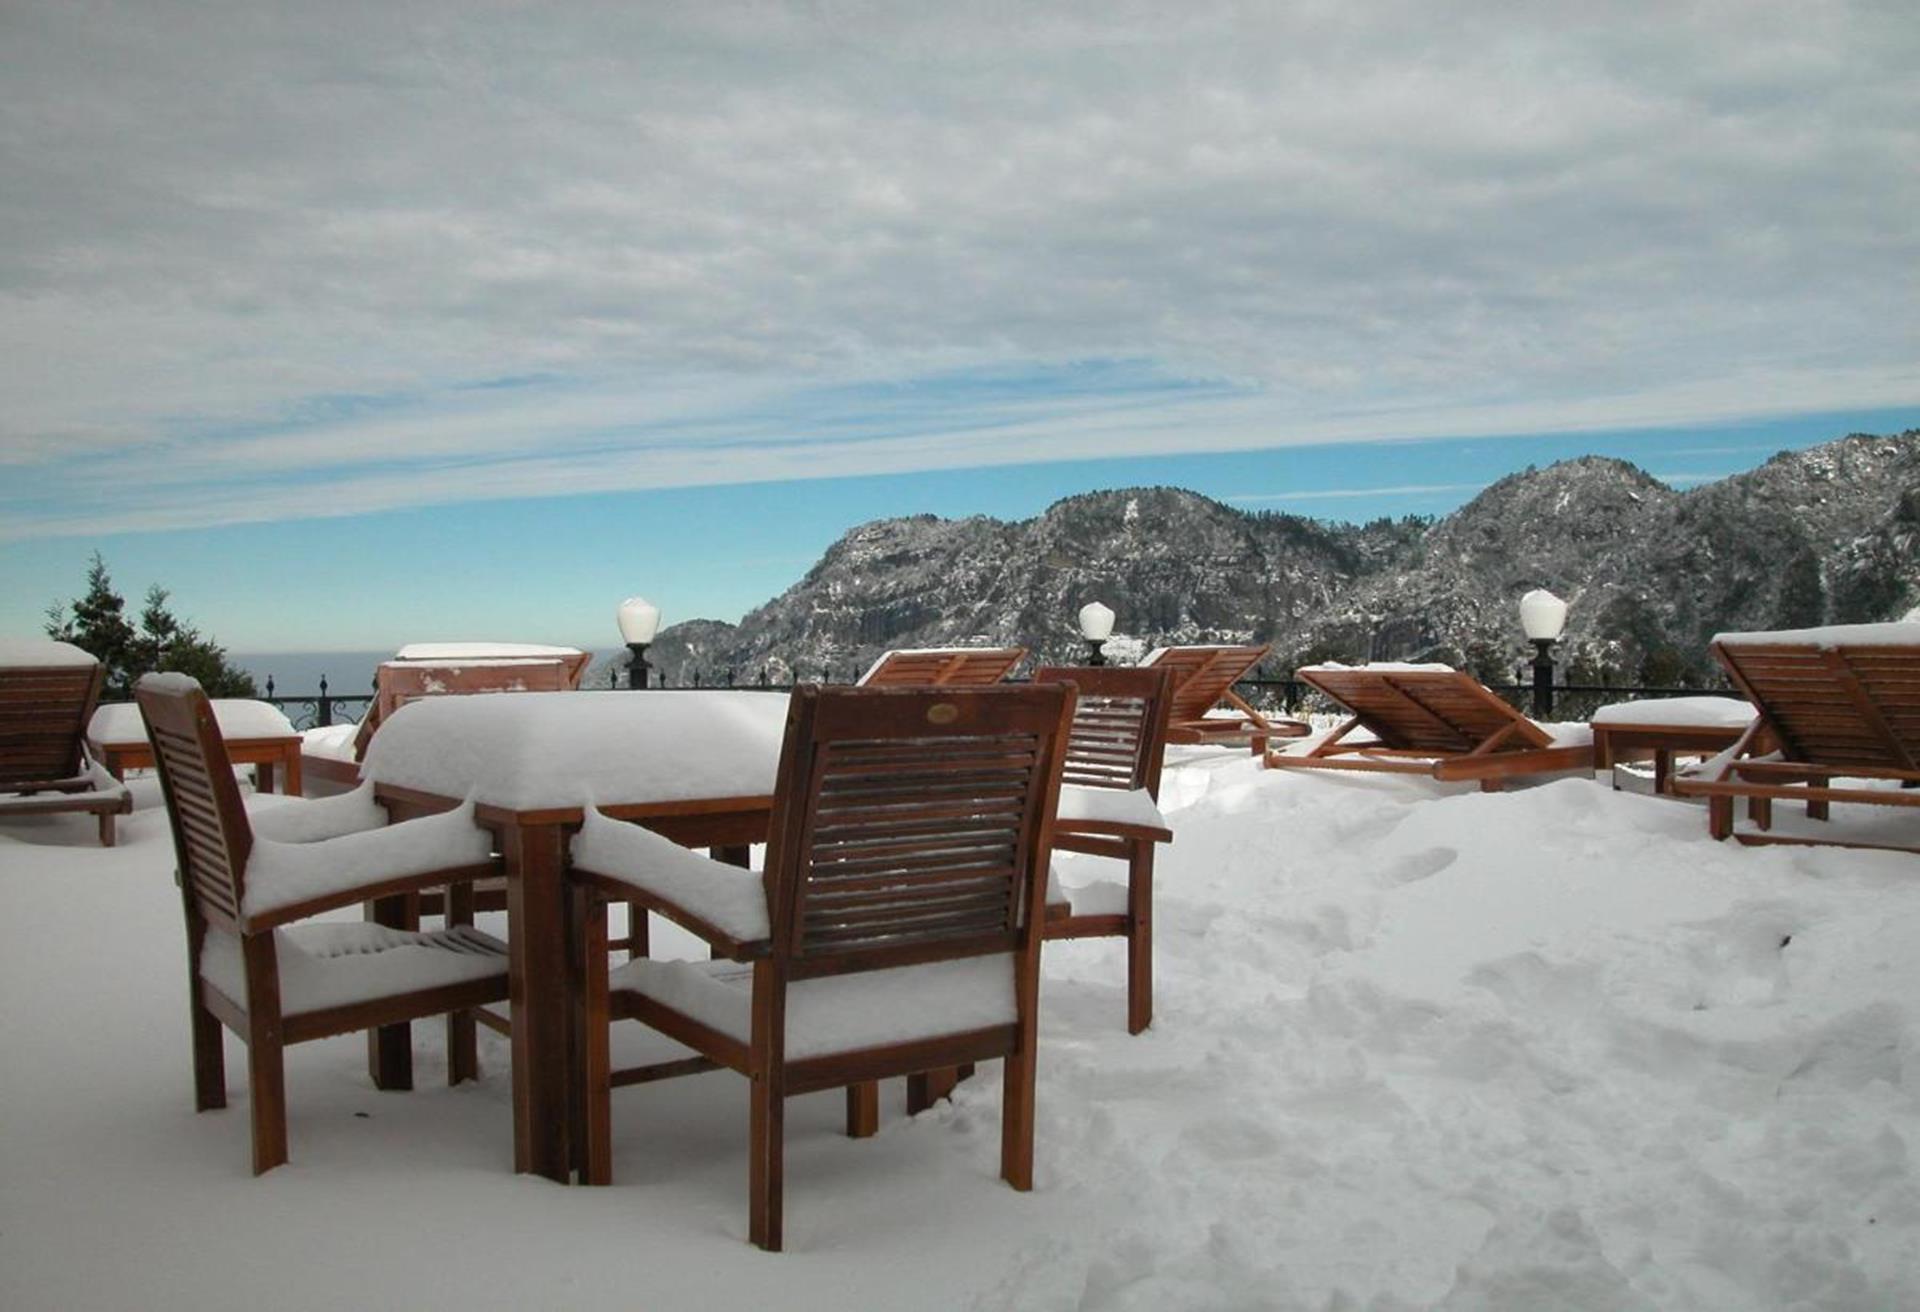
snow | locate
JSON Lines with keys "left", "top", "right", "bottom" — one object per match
{"left": 609, "top": 953, "right": 1016, "bottom": 1061}
{"left": 89, "top": 698, "right": 297, "bottom": 744}
{"left": 1057, "top": 783, "right": 1169, "bottom": 834}
{"left": 299, "top": 722, "right": 358, "bottom": 762}
{"left": 243, "top": 799, "right": 493, "bottom": 921}
{"left": 1716, "top": 621, "right": 1920, "bottom": 648}
{"left": 0, "top": 637, "right": 98, "bottom": 668}
{"left": 1299, "top": 660, "right": 1459, "bottom": 673}
{"left": 571, "top": 807, "right": 770, "bottom": 941}
{"left": 360, "top": 690, "right": 787, "bottom": 810}
{"left": 4, "top": 750, "right": 1920, "bottom": 1308}
{"left": 1594, "top": 695, "right": 1757, "bottom": 728}
{"left": 392, "top": 642, "right": 586, "bottom": 660}
{"left": 200, "top": 922, "right": 504, "bottom": 1016}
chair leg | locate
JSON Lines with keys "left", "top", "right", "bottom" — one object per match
{"left": 98, "top": 810, "right": 116, "bottom": 846}
{"left": 241, "top": 939, "right": 289, "bottom": 1174}
{"left": 575, "top": 890, "right": 613, "bottom": 1186}
{"left": 191, "top": 996, "right": 227, "bottom": 1112}
{"left": 749, "top": 1074, "right": 785, "bottom": 1250}
{"left": 365, "top": 893, "right": 415, "bottom": 1090}
{"left": 445, "top": 882, "right": 479, "bottom": 1084}
{"left": 625, "top": 902, "right": 649, "bottom": 961}
{"left": 845, "top": 1082, "right": 878, "bottom": 1138}
{"left": 1127, "top": 842, "right": 1154, "bottom": 1036}
{"left": 1001, "top": 1041, "right": 1036, "bottom": 1192}
{"left": 748, "top": 961, "right": 786, "bottom": 1251}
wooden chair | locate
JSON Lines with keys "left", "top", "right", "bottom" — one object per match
{"left": 1267, "top": 664, "right": 1593, "bottom": 791}
{"left": 0, "top": 639, "right": 130, "bottom": 845}
{"left": 1033, "top": 664, "right": 1175, "bottom": 1036}
{"left": 567, "top": 683, "right": 1073, "bottom": 1250}
{"left": 1670, "top": 624, "right": 1920, "bottom": 852}
{"left": 855, "top": 646, "right": 1027, "bottom": 688}
{"left": 136, "top": 673, "right": 508, "bottom": 1174}
{"left": 1141, "top": 644, "right": 1308, "bottom": 753}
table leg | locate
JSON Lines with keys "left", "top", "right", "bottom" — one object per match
{"left": 256, "top": 761, "right": 278, "bottom": 796}
{"left": 282, "top": 744, "right": 303, "bottom": 797}
{"left": 507, "top": 820, "right": 573, "bottom": 1181}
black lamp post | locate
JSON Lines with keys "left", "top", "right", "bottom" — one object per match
{"left": 1518, "top": 588, "right": 1569, "bottom": 718}
{"left": 617, "top": 596, "right": 661, "bottom": 690}
{"left": 1078, "top": 601, "right": 1115, "bottom": 667}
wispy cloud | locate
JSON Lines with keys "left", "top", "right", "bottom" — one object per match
{"left": 1, "top": 2, "right": 1915, "bottom": 541}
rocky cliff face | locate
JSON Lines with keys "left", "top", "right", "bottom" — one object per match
{"left": 641, "top": 431, "right": 1920, "bottom": 686}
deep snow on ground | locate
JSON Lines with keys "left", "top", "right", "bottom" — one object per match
{"left": 3, "top": 750, "right": 1917, "bottom": 1310}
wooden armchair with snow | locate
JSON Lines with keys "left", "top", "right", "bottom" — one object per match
{"left": 136, "top": 674, "right": 508, "bottom": 1174}
{"left": 1032, "top": 664, "right": 1175, "bottom": 1036}
{"left": 567, "top": 683, "right": 1072, "bottom": 1250}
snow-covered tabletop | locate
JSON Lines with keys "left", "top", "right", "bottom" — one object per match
{"left": 89, "top": 698, "right": 298, "bottom": 745}
{"left": 360, "top": 690, "right": 789, "bottom": 811}
{"left": 1591, "top": 695, "right": 1755, "bottom": 728}
{"left": 392, "top": 642, "right": 587, "bottom": 661}
{"left": 1715, "top": 620, "right": 1920, "bottom": 648}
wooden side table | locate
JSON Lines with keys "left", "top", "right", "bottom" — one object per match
{"left": 1590, "top": 696, "right": 1754, "bottom": 795}
{"left": 88, "top": 700, "right": 304, "bottom": 796}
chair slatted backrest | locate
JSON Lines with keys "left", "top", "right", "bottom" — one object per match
{"left": 136, "top": 678, "right": 252, "bottom": 931}
{"left": 1031, "top": 665, "right": 1174, "bottom": 798}
{"left": 856, "top": 647, "right": 1028, "bottom": 688}
{"left": 1712, "top": 635, "right": 1920, "bottom": 773}
{"left": 0, "top": 659, "right": 104, "bottom": 789}
{"left": 1143, "top": 645, "right": 1270, "bottom": 723}
{"left": 1298, "top": 666, "right": 1553, "bottom": 753}
{"left": 766, "top": 685, "right": 1071, "bottom": 978}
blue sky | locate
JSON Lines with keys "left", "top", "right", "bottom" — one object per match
{"left": 3, "top": 5, "right": 1916, "bottom": 652}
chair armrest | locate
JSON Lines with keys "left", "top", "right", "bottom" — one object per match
{"left": 242, "top": 800, "right": 498, "bottom": 930}
{"left": 570, "top": 808, "right": 772, "bottom": 953}
{"left": 1054, "top": 784, "right": 1172, "bottom": 843}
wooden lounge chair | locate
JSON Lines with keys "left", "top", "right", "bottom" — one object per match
{"left": 1034, "top": 664, "right": 1175, "bottom": 1035}
{"left": 137, "top": 673, "right": 507, "bottom": 1174}
{"left": 1266, "top": 663, "right": 1593, "bottom": 791}
{"left": 567, "top": 683, "right": 1072, "bottom": 1250}
{"left": 1141, "top": 644, "right": 1308, "bottom": 753}
{"left": 855, "top": 645, "right": 1027, "bottom": 687}
{"left": 0, "top": 638, "right": 131, "bottom": 846}
{"left": 1670, "top": 622, "right": 1920, "bottom": 853}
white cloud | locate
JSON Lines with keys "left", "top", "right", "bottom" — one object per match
{"left": 1, "top": 0, "right": 1916, "bottom": 539}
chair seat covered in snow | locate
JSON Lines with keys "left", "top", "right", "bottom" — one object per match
{"left": 566, "top": 682, "right": 1072, "bottom": 1251}
{"left": 1267, "top": 663, "right": 1594, "bottom": 790}
{"left": 1033, "top": 663, "right": 1176, "bottom": 1037}
{"left": 1141, "top": 643, "right": 1308, "bottom": 753}
{"left": 136, "top": 673, "right": 506, "bottom": 1174}
{"left": 0, "top": 638, "right": 131, "bottom": 846}
{"left": 1670, "top": 623, "right": 1920, "bottom": 853}
{"left": 854, "top": 645, "right": 1028, "bottom": 688}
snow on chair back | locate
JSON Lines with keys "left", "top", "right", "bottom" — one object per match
{"left": 0, "top": 640, "right": 105, "bottom": 790}
{"left": 1712, "top": 625, "right": 1920, "bottom": 773}
{"left": 768, "top": 684, "right": 1070, "bottom": 973}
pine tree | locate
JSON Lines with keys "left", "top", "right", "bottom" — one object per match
{"left": 46, "top": 555, "right": 257, "bottom": 697}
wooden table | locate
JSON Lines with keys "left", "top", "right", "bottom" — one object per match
{"left": 88, "top": 699, "right": 304, "bottom": 796}
{"left": 1590, "top": 696, "right": 1755, "bottom": 794}
{"left": 359, "top": 689, "right": 787, "bottom": 1182}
